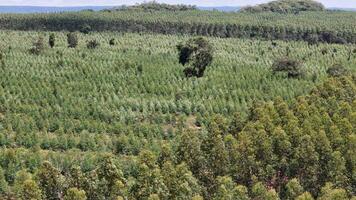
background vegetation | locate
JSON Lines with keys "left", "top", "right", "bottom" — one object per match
{"left": 241, "top": 0, "right": 325, "bottom": 13}
{"left": 0, "top": 10, "right": 355, "bottom": 44}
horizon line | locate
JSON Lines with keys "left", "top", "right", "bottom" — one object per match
{"left": 0, "top": 5, "right": 355, "bottom": 9}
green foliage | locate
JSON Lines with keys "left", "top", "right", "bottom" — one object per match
{"left": 251, "top": 182, "right": 279, "bottom": 200}
{"left": 37, "top": 161, "right": 64, "bottom": 200}
{"left": 109, "top": 38, "right": 116, "bottom": 46}
{"left": 192, "top": 195, "right": 204, "bottom": 200}
{"left": 80, "top": 24, "right": 91, "bottom": 34}
{"left": 0, "top": 10, "right": 355, "bottom": 44}
{"left": 285, "top": 178, "right": 304, "bottom": 200}
{"left": 86, "top": 39, "right": 100, "bottom": 49}
{"left": 49, "top": 33, "right": 56, "bottom": 48}
{"left": 0, "top": 30, "right": 354, "bottom": 199}
{"left": 305, "top": 34, "right": 319, "bottom": 46}
{"left": 29, "top": 36, "right": 45, "bottom": 55}
{"left": 19, "top": 179, "right": 42, "bottom": 200}
{"left": 97, "top": 155, "right": 126, "bottom": 199}
{"left": 272, "top": 57, "right": 304, "bottom": 78}
{"left": 111, "top": 1, "right": 197, "bottom": 12}
{"left": 0, "top": 168, "right": 8, "bottom": 194}
{"left": 327, "top": 64, "right": 349, "bottom": 77}
{"left": 161, "top": 161, "right": 201, "bottom": 199}
{"left": 64, "top": 187, "right": 87, "bottom": 200}
{"left": 13, "top": 169, "right": 32, "bottom": 194}
{"left": 212, "top": 176, "right": 250, "bottom": 200}
{"left": 241, "top": 0, "right": 325, "bottom": 13}
{"left": 67, "top": 32, "right": 78, "bottom": 48}
{"left": 296, "top": 192, "right": 314, "bottom": 200}
{"left": 130, "top": 150, "right": 169, "bottom": 199}
{"left": 318, "top": 183, "right": 349, "bottom": 200}
{"left": 177, "top": 37, "right": 213, "bottom": 77}
{"left": 328, "top": 151, "right": 349, "bottom": 189}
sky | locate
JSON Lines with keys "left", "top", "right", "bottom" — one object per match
{"left": 0, "top": 0, "right": 355, "bottom": 8}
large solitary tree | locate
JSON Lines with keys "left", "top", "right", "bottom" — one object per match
{"left": 177, "top": 37, "right": 213, "bottom": 78}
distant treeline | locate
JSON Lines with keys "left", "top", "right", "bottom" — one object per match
{"left": 241, "top": 0, "right": 325, "bottom": 14}
{"left": 0, "top": 10, "right": 355, "bottom": 44}
{"left": 107, "top": 1, "right": 197, "bottom": 12}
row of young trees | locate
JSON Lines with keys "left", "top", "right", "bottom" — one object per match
{"left": 29, "top": 31, "right": 353, "bottom": 81}
{"left": 30, "top": 32, "right": 104, "bottom": 55}
{"left": 0, "top": 26, "right": 354, "bottom": 200}
{"left": 0, "top": 74, "right": 354, "bottom": 199}
{"left": 1, "top": 30, "right": 354, "bottom": 137}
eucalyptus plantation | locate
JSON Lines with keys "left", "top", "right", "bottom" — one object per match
{"left": 0, "top": 1, "right": 355, "bottom": 199}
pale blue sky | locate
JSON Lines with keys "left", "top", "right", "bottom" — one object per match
{"left": 0, "top": 0, "right": 355, "bottom": 8}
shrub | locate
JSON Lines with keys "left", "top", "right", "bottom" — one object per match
{"left": 109, "top": 38, "right": 116, "bottom": 46}
{"left": 56, "top": 59, "right": 65, "bottom": 68}
{"left": 80, "top": 24, "right": 91, "bottom": 34}
{"left": 326, "top": 64, "right": 349, "bottom": 77}
{"left": 320, "top": 32, "right": 347, "bottom": 44}
{"left": 137, "top": 64, "right": 143, "bottom": 75}
{"left": 333, "top": 38, "right": 347, "bottom": 44}
{"left": 67, "top": 32, "right": 78, "bottom": 48}
{"left": 305, "top": 34, "right": 319, "bottom": 45}
{"left": 321, "top": 48, "right": 328, "bottom": 55}
{"left": 272, "top": 57, "right": 304, "bottom": 78}
{"left": 271, "top": 41, "right": 278, "bottom": 47}
{"left": 49, "top": 33, "right": 55, "bottom": 48}
{"left": 29, "top": 37, "right": 45, "bottom": 55}
{"left": 86, "top": 40, "right": 100, "bottom": 49}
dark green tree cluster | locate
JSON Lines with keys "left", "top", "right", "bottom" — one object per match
{"left": 326, "top": 64, "right": 350, "bottom": 77}
{"left": 272, "top": 57, "right": 305, "bottom": 78}
{"left": 0, "top": 10, "right": 354, "bottom": 44}
{"left": 109, "top": 38, "right": 116, "bottom": 46}
{"left": 0, "top": 154, "right": 201, "bottom": 200}
{"left": 67, "top": 32, "right": 78, "bottom": 48}
{"left": 109, "top": 1, "right": 197, "bottom": 12}
{"left": 241, "top": 0, "right": 325, "bottom": 14}
{"left": 29, "top": 37, "right": 45, "bottom": 55}
{"left": 177, "top": 37, "right": 214, "bottom": 78}
{"left": 49, "top": 33, "right": 56, "bottom": 48}
{"left": 80, "top": 24, "right": 92, "bottom": 34}
{"left": 175, "top": 75, "right": 356, "bottom": 199}
{"left": 86, "top": 39, "right": 100, "bottom": 49}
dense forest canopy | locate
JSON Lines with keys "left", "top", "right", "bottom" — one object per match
{"left": 107, "top": 1, "right": 197, "bottom": 12}
{"left": 0, "top": 1, "right": 354, "bottom": 44}
{"left": 241, "top": 0, "right": 325, "bottom": 13}
{"left": 0, "top": 10, "right": 355, "bottom": 44}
